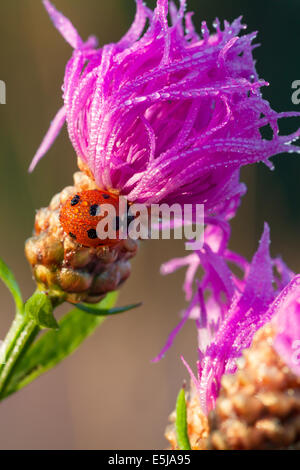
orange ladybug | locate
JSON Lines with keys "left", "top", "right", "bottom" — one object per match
{"left": 59, "top": 189, "right": 123, "bottom": 247}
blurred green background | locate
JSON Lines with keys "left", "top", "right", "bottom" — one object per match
{"left": 0, "top": 0, "right": 299, "bottom": 450}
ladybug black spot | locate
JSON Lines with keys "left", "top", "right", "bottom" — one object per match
{"left": 102, "top": 194, "right": 110, "bottom": 199}
{"left": 69, "top": 232, "right": 77, "bottom": 239}
{"left": 89, "top": 204, "right": 99, "bottom": 217}
{"left": 87, "top": 228, "right": 98, "bottom": 239}
{"left": 71, "top": 194, "right": 80, "bottom": 206}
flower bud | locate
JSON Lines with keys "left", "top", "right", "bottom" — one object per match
{"left": 165, "top": 324, "right": 300, "bottom": 450}
{"left": 208, "top": 325, "right": 300, "bottom": 450}
{"left": 25, "top": 170, "right": 138, "bottom": 303}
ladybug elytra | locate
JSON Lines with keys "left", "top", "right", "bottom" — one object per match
{"left": 59, "top": 189, "right": 125, "bottom": 247}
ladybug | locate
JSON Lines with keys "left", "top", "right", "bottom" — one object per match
{"left": 59, "top": 189, "right": 125, "bottom": 247}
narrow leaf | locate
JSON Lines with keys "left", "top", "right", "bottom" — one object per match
{"left": 74, "top": 301, "right": 142, "bottom": 316}
{"left": 2, "top": 292, "right": 118, "bottom": 398}
{"left": 25, "top": 291, "right": 58, "bottom": 329}
{"left": 176, "top": 388, "right": 191, "bottom": 450}
{"left": 0, "top": 257, "right": 23, "bottom": 313}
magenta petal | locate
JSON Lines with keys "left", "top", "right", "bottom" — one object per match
{"left": 272, "top": 276, "right": 300, "bottom": 376}
{"left": 160, "top": 253, "right": 199, "bottom": 301}
{"left": 43, "top": 0, "right": 83, "bottom": 49}
{"left": 238, "top": 223, "right": 274, "bottom": 313}
{"left": 29, "top": 106, "right": 66, "bottom": 172}
{"left": 117, "top": 0, "right": 149, "bottom": 50}
{"left": 152, "top": 293, "right": 198, "bottom": 363}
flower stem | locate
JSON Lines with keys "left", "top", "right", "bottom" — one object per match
{"left": 0, "top": 313, "right": 40, "bottom": 399}
{"left": 0, "top": 291, "right": 122, "bottom": 400}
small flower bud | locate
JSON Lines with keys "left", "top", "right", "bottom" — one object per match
{"left": 25, "top": 171, "right": 138, "bottom": 303}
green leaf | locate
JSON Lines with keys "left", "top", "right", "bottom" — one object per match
{"left": 74, "top": 301, "right": 142, "bottom": 316}
{"left": 2, "top": 291, "right": 118, "bottom": 398}
{"left": 175, "top": 388, "right": 191, "bottom": 451}
{"left": 0, "top": 257, "right": 23, "bottom": 313}
{"left": 25, "top": 291, "right": 58, "bottom": 329}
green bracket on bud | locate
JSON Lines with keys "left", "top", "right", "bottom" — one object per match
{"left": 25, "top": 291, "right": 59, "bottom": 329}
{"left": 176, "top": 387, "right": 191, "bottom": 451}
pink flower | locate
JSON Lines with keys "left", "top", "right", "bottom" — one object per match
{"left": 30, "top": 0, "right": 299, "bottom": 214}
{"left": 273, "top": 277, "right": 300, "bottom": 377}
{"left": 158, "top": 222, "right": 300, "bottom": 414}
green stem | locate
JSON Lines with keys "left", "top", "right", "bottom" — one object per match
{"left": 0, "top": 314, "right": 40, "bottom": 399}
{"left": 0, "top": 290, "right": 123, "bottom": 401}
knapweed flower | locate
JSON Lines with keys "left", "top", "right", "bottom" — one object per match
{"left": 163, "top": 224, "right": 300, "bottom": 449}
{"left": 29, "top": 0, "right": 300, "bottom": 216}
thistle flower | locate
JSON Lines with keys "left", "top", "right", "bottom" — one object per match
{"left": 192, "top": 224, "right": 298, "bottom": 414}
{"left": 163, "top": 225, "right": 300, "bottom": 449}
{"left": 161, "top": 223, "right": 299, "bottom": 407}
{"left": 29, "top": 0, "right": 300, "bottom": 215}
{"left": 166, "top": 322, "right": 300, "bottom": 450}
